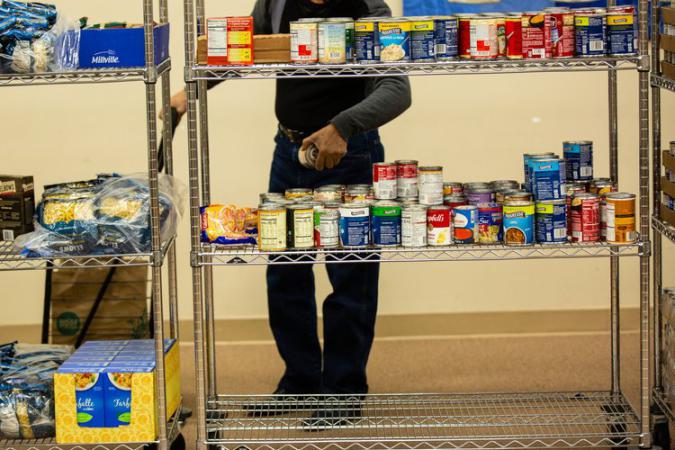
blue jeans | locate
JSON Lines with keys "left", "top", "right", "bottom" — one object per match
{"left": 267, "top": 129, "right": 384, "bottom": 395}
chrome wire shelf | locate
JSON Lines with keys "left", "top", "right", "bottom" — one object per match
{"left": 0, "top": 237, "right": 174, "bottom": 271}
{"left": 199, "top": 239, "right": 646, "bottom": 266}
{"left": 193, "top": 56, "right": 638, "bottom": 81}
{"left": 0, "top": 59, "right": 171, "bottom": 87}
{"left": 653, "top": 389, "right": 674, "bottom": 424}
{"left": 651, "top": 73, "right": 675, "bottom": 93}
{"left": 205, "top": 391, "right": 640, "bottom": 450}
{"left": 652, "top": 216, "right": 675, "bottom": 244}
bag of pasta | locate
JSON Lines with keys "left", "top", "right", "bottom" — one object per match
{"left": 200, "top": 204, "right": 258, "bottom": 245}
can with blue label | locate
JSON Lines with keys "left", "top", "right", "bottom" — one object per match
{"left": 503, "top": 200, "right": 535, "bottom": 246}
{"left": 523, "top": 153, "right": 556, "bottom": 193}
{"left": 433, "top": 16, "right": 458, "bottom": 61}
{"left": 410, "top": 17, "right": 435, "bottom": 61}
{"left": 563, "top": 140, "right": 593, "bottom": 182}
{"left": 378, "top": 18, "right": 411, "bottom": 62}
{"left": 371, "top": 200, "right": 401, "bottom": 246}
{"left": 477, "top": 202, "right": 503, "bottom": 244}
{"left": 607, "top": 9, "right": 637, "bottom": 56}
{"left": 536, "top": 199, "right": 568, "bottom": 244}
{"left": 339, "top": 203, "right": 370, "bottom": 247}
{"left": 530, "top": 158, "right": 566, "bottom": 201}
{"left": 453, "top": 205, "right": 478, "bottom": 244}
{"left": 355, "top": 18, "right": 379, "bottom": 63}
{"left": 574, "top": 10, "right": 605, "bottom": 56}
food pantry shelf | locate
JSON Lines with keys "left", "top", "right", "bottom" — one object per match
{"left": 199, "top": 239, "right": 646, "bottom": 266}
{"left": 0, "top": 237, "right": 175, "bottom": 271}
{"left": 205, "top": 391, "right": 639, "bottom": 450}
{"left": 193, "top": 56, "right": 639, "bottom": 81}
{"left": 652, "top": 216, "right": 675, "bottom": 244}
{"left": 653, "top": 389, "right": 675, "bottom": 424}
{"left": 0, "top": 59, "right": 171, "bottom": 87}
{"left": 651, "top": 73, "right": 675, "bottom": 93}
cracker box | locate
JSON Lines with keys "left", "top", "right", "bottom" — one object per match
{"left": 0, "top": 175, "right": 35, "bottom": 241}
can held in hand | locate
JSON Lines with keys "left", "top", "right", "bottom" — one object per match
{"left": 287, "top": 203, "right": 315, "bottom": 249}
{"left": 402, "top": 204, "right": 427, "bottom": 247}
{"left": 530, "top": 158, "right": 566, "bottom": 201}
{"left": 563, "top": 140, "right": 593, "bottom": 181}
{"left": 373, "top": 162, "right": 397, "bottom": 200}
{"left": 418, "top": 166, "right": 444, "bottom": 206}
{"left": 372, "top": 200, "right": 401, "bottom": 246}
{"left": 396, "top": 160, "right": 418, "bottom": 199}
{"left": 319, "top": 21, "right": 347, "bottom": 64}
{"left": 503, "top": 200, "right": 535, "bottom": 245}
{"left": 411, "top": 18, "right": 435, "bottom": 61}
{"left": 428, "top": 205, "right": 452, "bottom": 246}
{"left": 434, "top": 16, "right": 458, "bottom": 61}
{"left": 314, "top": 203, "right": 340, "bottom": 248}
{"left": 575, "top": 11, "right": 605, "bottom": 57}
{"left": 535, "top": 199, "right": 567, "bottom": 244}
{"left": 258, "top": 204, "right": 287, "bottom": 251}
{"left": 477, "top": 202, "right": 502, "bottom": 244}
{"left": 291, "top": 21, "right": 319, "bottom": 64}
{"left": 355, "top": 18, "right": 379, "bottom": 63}
{"left": 604, "top": 192, "right": 636, "bottom": 244}
{"left": 339, "top": 203, "right": 370, "bottom": 247}
{"left": 570, "top": 193, "right": 600, "bottom": 242}
{"left": 453, "top": 204, "right": 478, "bottom": 244}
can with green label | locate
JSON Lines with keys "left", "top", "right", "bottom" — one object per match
{"left": 372, "top": 200, "right": 401, "bottom": 246}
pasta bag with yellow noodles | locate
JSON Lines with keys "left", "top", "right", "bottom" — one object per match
{"left": 200, "top": 204, "right": 258, "bottom": 245}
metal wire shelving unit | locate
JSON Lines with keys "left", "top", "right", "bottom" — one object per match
{"left": 650, "top": 1, "right": 675, "bottom": 445}
{"left": 182, "top": 1, "right": 653, "bottom": 450}
{"left": 0, "top": 1, "right": 181, "bottom": 450}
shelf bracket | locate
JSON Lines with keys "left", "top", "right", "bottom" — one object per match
{"left": 190, "top": 250, "right": 200, "bottom": 268}
{"left": 638, "top": 55, "right": 650, "bottom": 72}
{"left": 185, "top": 66, "right": 196, "bottom": 83}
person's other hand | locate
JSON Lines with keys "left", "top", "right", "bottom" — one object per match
{"left": 159, "top": 89, "right": 188, "bottom": 120}
{"left": 301, "top": 124, "right": 347, "bottom": 171}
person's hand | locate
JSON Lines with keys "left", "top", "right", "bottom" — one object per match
{"left": 300, "top": 124, "right": 347, "bottom": 171}
{"left": 159, "top": 89, "right": 187, "bottom": 120}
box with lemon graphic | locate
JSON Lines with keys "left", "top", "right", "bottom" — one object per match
{"left": 55, "top": 339, "right": 180, "bottom": 444}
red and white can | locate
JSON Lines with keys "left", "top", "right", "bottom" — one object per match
{"left": 484, "top": 13, "right": 506, "bottom": 57}
{"left": 521, "top": 12, "right": 547, "bottom": 59}
{"left": 444, "top": 194, "right": 468, "bottom": 210}
{"left": 396, "top": 160, "right": 418, "bottom": 199}
{"left": 457, "top": 14, "right": 473, "bottom": 59}
{"left": 470, "top": 17, "right": 497, "bottom": 59}
{"left": 505, "top": 14, "right": 523, "bottom": 59}
{"left": 427, "top": 205, "right": 452, "bottom": 246}
{"left": 570, "top": 193, "right": 600, "bottom": 242}
{"left": 372, "top": 163, "right": 397, "bottom": 200}
{"left": 545, "top": 8, "right": 575, "bottom": 58}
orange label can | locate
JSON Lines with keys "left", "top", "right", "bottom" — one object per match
{"left": 604, "top": 193, "right": 636, "bottom": 244}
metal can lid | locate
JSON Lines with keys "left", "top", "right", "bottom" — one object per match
{"left": 573, "top": 193, "right": 600, "bottom": 200}
{"left": 315, "top": 185, "right": 341, "bottom": 192}
{"left": 444, "top": 194, "right": 467, "bottom": 200}
{"left": 326, "top": 17, "right": 354, "bottom": 22}
{"left": 288, "top": 203, "right": 314, "bottom": 210}
{"left": 564, "top": 140, "right": 593, "bottom": 145}
{"left": 536, "top": 199, "right": 567, "bottom": 205}
{"left": 468, "top": 188, "right": 494, "bottom": 194}
{"left": 454, "top": 204, "right": 477, "bottom": 210}
{"left": 428, "top": 204, "right": 451, "bottom": 211}
{"left": 605, "top": 192, "right": 636, "bottom": 201}
{"left": 396, "top": 159, "right": 419, "bottom": 165}
{"left": 259, "top": 203, "right": 286, "bottom": 211}
{"left": 322, "top": 202, "right": 342, "bottom": 209}
{"left": 476, "top": 202, "right": 501, "bottom": 209}
{"left": 296, "top": 18, "right": 324, "bottom": 23}
{"left": 504, "top": 200, "right": 534, "bottom": 206}
{"left": 419, "top": 165, "right": 443, "bottom": 171}
{"left": 403, "top": 203, "right": 427, "bottom": 211}
{"left": 432, "top": 15, "right": 456, "bottom": 20}
{"left": 379, "top": 18, "right": 411, "bottom": 23}
{"left": 374, "top": 162, "right": 397, "bottom": 167}
{"left": 374, "top": 200, "right": 401, "bottom": 207}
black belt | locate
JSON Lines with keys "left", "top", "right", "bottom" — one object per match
{"left": 278, "top": 124, "right": 313, "bottom": 145}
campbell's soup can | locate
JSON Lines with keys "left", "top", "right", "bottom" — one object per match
{"left": 505, "top": 14, "right": 523, "bottom": 59}
{"left": 521, "top": 12, "right": 547, "bottom": 59}
{"left": 373, "top": 162, "right": 397, "bottom": 200}
{"left": 545, "top": 8, "right": 575, "bottom": 58}
{"left": 457, "top": 14, "right": 473, "bottom": 59}
{"left": 418, "top": 166, "right": 444, "bottom": 206}
{"left": 604, "top": 193, "right": 636, "bottom": 244}
{"left": 470, "top": 17, "right": 497, "bottom": 59}
{"left": 396, "top": 160, "right": 418, "bottom": 199}
{"left": 453, "top": 205, "right": 478, "bottom": 244}
{"left": 402, "top": 204, "right": 428, "bottom": 247}
{"left": 427, "top": 205, "right": 452, "bottom": 246}
{"left": 570, "top": 193, "right": 600, "bottom": 243}
{"left": 290, "top": 21, "right": 319, "bottom": 64}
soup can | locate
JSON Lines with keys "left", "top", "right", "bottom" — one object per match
{"left": 339, "top": 203, "right": 370, "bottom": 247}
{"left": 467, "top": 188, "right": 495, "bottom": 205}
{"left": 355, "top": 18, "right": 379, "bottom": 63}
{"left": 378, "top": 18, "right": 411, "bottom": 62}
{"left": 290, "top": 21, "right": 319, "bottom": 64}
{"left": 444, "top": 194, "right": 468, "bottom": 209}
{"left": 345, "top": 184, "right": 370, "bottom": 203}
{"left": 607, "top": 8, "right": 637, "bottom": 56}
{"left": 570, "top": 193, "right": 600, "bottom": 242}
{"left": 604, "top": 192, "right": 636, "bottom": 244}
{"left": 260, "top": 192, "right": 285, "bottom": 203}
{"left": 314, "top": 203, "right": 340, "bottom": 248}
{"left": 503, "top": 200, "right": 535, "bottom": 246}
{"left": 457, "top": 14, "right": 473, "bottom": 59}
{"left": 530, "top": 157, "right": 566, "bottom": 201}
{"left": 443, "top": 182, "right": 463, "bottom": 196}
{"left": 523, "top": 152, "right": 557, "bottom": 192}
{"left": 373, "top": 162, "right": 397, "bottom": 200}
{"left": 453, "top": 205, "right": 477, "bottom": 244}
{"left": 470, "top": 17, "right": 497, "bottom": 59}
{"left": 588, "top": 178, "right": 617, "bottom": 196}
{"left": 563, "top": 140, "right": 594, "bottom": 181}
{"left": 433, "top": 16, "right": 459, "bottom": 61}
{"left": 505, "top": 14, "right": 523, "bottom": 59}
{"left": 411, "top": 17, "right": 435, "bottom": 61}
{"left": 314, "top": 185, "right": 342, "bottom": 203}
{"left": 428, "top": 205, "right": 453, "bottom": 246}
{"left": 477, "top": 202, "right": 503, "bottom": 244}
{"left": 483, "top": 13, "right": 506, "bottom": 57}
{"left": 287, "top": 203, "right": 315, "bottom": 249}
{"left": 464, "top": 181, "right": 491, "bottom": 192}
{"left": 503, "top": 190, "right": 533, "bottom": 203}
{"left": 521, "top": 12, "right": 547, "bottom": 59}
{"left": 372, "top": 200, "right": 402, "bottom": 246}
{"left": 396, "top": 160, "right": 418, "bottom": 199}
{"left": 327, "top": 17, "right": 354, "bottom": 62}
{"left": 285, "top": 188, "right": 313, "bottom": 201}
{"left": 490, "top": 180, "right": 520, "bottom": 191}
{"left": 419, "top": 166, "right": 444, "bottom": 206}
{"left": 258, "top": 204, "right": 287, "bottom": 251}
{"left": 575, "top": 11, "right": 606, "bottom": 57}
{"left": 545, "top": 8, "right": 574, "bottom": 58}
{"left": 535, "top": 199, "right": 567, "bottom": 244}
{"left": 318, "top": 21, "right": 347, "bottom": 64}
{"left": 402, "top": 204, "right": 427, "bottom": 247}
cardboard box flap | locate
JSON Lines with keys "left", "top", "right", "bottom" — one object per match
{"left": 664, "top": 150, "right": 675, "bottom": 173}
{"left": 661, "top": 204, "right": 675, "bottom": 228}
{"left": 254, "top": 34, "right": 291, "bottom": 51}
{"left": 663, "top": 7, "right": 675, "bottom": 26}
{"left": 662, "top": 61, "right": 675, "bottom": 81}
{"left": 661, "top": 34, "right": 675, "bottom": 53}
{"left": 662, "top": 177, "right": 675, "bottom": 199}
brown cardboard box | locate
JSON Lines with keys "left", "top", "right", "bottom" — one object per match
{"left": 663, "top": 7, "right": 675, "bottom": 27}
{"left": 661, "top": 204, "right": 675, "bottom": 228}
{"left": 664, "top": 150, "right": 675, "bottom": 173}
{"left": 661, "top": 34, "right": 675, "bottom": 53}
{"left": 254, "top": 34, "right": 291, "bottom": 63}
{"left": 662, "top": 61, "right": 675, "bottom": 81}
{"left": 663, "top": 177, "right": 675, "bottom": 199}
{"left": 0, "top": 175, "right": 34, "bottom": 241}
{"left": 197, "top": 35, "right": 207, "bottom": 65}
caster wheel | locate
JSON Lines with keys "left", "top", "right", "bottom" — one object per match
{"left": 171, "top": 433, "right": 186, "bottom": 450}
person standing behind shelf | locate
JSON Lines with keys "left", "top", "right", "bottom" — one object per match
{"left": 170, "top": 0, "right": 411, "bottom": 431}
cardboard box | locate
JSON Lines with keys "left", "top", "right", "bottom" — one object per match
{"left": 664, "top": 150, "right": 675, "bottom": 173}
{"left": 207, "top": 18, "right": 228, "bottom": 65}
{"left": 55, "top": 339, "right": 180, "bottom": 444}
{"left": 663, "top": 177, "right": 675, "bottom": 199}
{"left": 0, "top": 175, "right": 34, "bottom": 241}
{"left": 662, "top": 61, "right": 675, "bottom": 81}
{"left": 79, "top": 24, "right": 170, "bottom": 69}
{"left": 207, "top": 17, "right": 254, "bottom": 66}
{"left": 254, "top": 34, "right": 291, "bottom": 63}
{"left": 197, "top": 35, "right": 207, "bottom": 65}
{"left": 663, "top": 7, "right": 675, "bottom": 27}
{"left": 662, "top": 34, "right": 675, "bottom": 53}
{"left": 661, "top": 203, "right": 675, "bottom": 228}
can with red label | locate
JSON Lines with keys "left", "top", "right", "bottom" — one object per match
{"left": 545, "top": 8, "right": 575, "bottom": 58}
{"left": 570, "top": 193, "right": 600, "bottom": 243}
{"left": 444, "top": 194, "right": 468, "bottom": 210}
{"left": 470, "top": 17, "right": 497, "bottom": 59}
{"left": 396, "top": 160, "right": 418, "bottom": 199}
{"left": 521, "top": 12, "right": 547, "bottom": 59}
{"left": 505, "top": 14, "right": 523, "bottom": 59}
{"left": 427, "top": 205, "right": 452, "bottom": 246}
{"left": 373, "top": 162, "right": 397, "bottom": 200}
{"left": 290, "top": 20, "right": 319, "bottom": 64}
{"left": 457, "top": 14, "right": 473, "bottom": 59}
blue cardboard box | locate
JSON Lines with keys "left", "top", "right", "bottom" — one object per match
{"left": 78, "top": 24, "right": 170, "bottom": 69}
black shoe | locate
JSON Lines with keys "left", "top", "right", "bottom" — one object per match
{"left": 302, "top": 397, "right": 363, "bottom": 432}
{"left": 243, "top": 388, "right": 321, "bottom": 417}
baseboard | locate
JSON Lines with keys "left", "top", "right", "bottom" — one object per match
{"left": 0, "top": 308, "right": 639, "bottom": 344}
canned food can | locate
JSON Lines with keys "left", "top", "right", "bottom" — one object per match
{"left": 428, "top": 205, "right": 453, "bottom": 246}
{"left": 607, "top": 9, "right": 637, "bottom": 56}
{"left": 477, "top": 202, "right": 503, "bottom": 244}
{"left": 505, "top": 14, "right": 523, "bottom": 59}
{"left": 575, "top": 11, "right": 606, "bottom": 56}
{"left": 535, "top": 199, "right": 567, "bottom": 244}
{"left": 260, "top": 192, "right": 285, "bottom": 203}
{"left": 379, "top": 19, "right": 411, "bottom": 62}
{"left": 566, "top": 182, "right": 587, "bottom": 236}
{"left": 373, "top": 162, "right": 397, "bottom": 200}
{"left": 563, "top": 141, "right": 594, "bottom": 181}
{"left": 588, "top": 178, "right": 617, "bottom": 196}
{"left": 490, "top": 180, "right": 520, "bottom": 191}
{"left": 464, "top": 182, "right": 491, "bottom": 192}
{"left": 399, "top": 198, "right": 419, "bottom": 206}
{"left": 503, "top": 190, "right": 533, "bottom": 203}
{"left": 290, "top": 21, "right": 319, "bottom": 64}
{"left": 327, "top": 18, "right": 354, "bottom": 62}
{"left": 503, "top": 200, "right": 535, "bottom": 245}
{"left": 396, "top": 160, "right": 418, "bottom": 199}
{"left": 402, "top": 204, "right": 427, "bottom": 247}
{"left": 339, "top": 203, "right": 370, "bottom": 247}
{"left": 546, "top": 8, "right": 575, "bottom": 58}
{"left": 433, "top": 16, "right": 459, "bottom": 61}
{"left": 484, "top": 13, "right": 506, "bottom": 57}
{"left": 372, "top": 200, "right": 402, "bottom": 246}
{"left": 521, "top": 12, "right": 547, "bottom": 59}
{"left": 345, "top": 185, "right": 370, "bottom": 203}
{"left": 314, "top": 203, "right": 340, "bottom": 248}
{"left": 604, "top": 192, "right": 636, "bottom": 244}
{"left": 443, "top": 182, "right": 463, "bottom": 196}
{"left": 453, "top": 205, "right": 478, "bottom": 244}
{"left": 355, "top": 18, "right": 379, "bottom": 63}
{"left": 314, "top": 185, "right": 342, "bottom": 203}
{"left": 287, "top": 204, "right": 315, "bottom": 249}
{"left": 285, "top": 188, "right": 313, "bottom": 200}
{"left": 411, "top": 18, "right": 435, "bottom": 61}
{"left": 444, "top": 194, "right": 468, "bottom": 209}
{"left": 523, "top": 152, "right": 557, "bottom": 192}
{"left": 467, "top": 188, "right": 495, "bottom": 205}
{"left": 418, "top": 166, "right": 444, "bottom": 206}
{"left": 319, "top": 21, "right": 347, "bottom": 64}
{"left": 457, "top": 14, "right": 473, "bottom": 59}
{"left": 570, "top": 193, "right": 600, "bottom": 243}
{"left": 530, "top": 157, "right": 566, "bottom": 201}
{"left": 470, "top": 17, "right": 497, "bottom": 59}
{"left": 258, "top": 204, "right": 287, "bottom": 251}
